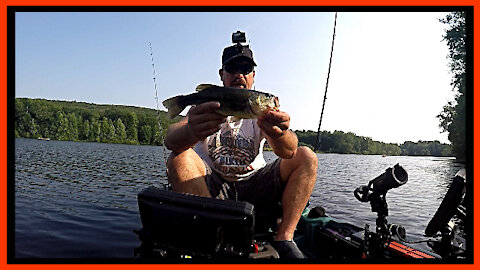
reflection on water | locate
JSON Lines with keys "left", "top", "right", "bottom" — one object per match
{"left": 15, "top": 138, "right": 465, "bottom": 258}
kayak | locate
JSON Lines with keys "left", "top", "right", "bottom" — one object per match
{"left": 134, "top": 164, "right": 466, "bottom": 260}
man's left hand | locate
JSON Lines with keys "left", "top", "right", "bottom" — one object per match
{"left": 257, "top": 110, "right": 290, "bottom": 139}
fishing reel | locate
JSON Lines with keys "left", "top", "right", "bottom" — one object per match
{"left": 354, "top": 164, "right": 409, "bottom": 256}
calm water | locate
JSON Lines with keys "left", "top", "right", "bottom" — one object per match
{"left": 14, "top": 138, "right": 465, "bottom": 258}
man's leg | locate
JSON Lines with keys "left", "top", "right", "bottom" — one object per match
{"left": 275, "top": 146, "right": 318, "bottom": 241}
{"left": 167, "top": 149, "right": 212, "bottom": 197}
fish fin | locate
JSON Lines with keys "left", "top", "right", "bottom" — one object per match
{"left": 162, "top": 96, "right": 186, "bottom": 119}
{"left": 196, "top": 84, "right": 215, "bottom": 92}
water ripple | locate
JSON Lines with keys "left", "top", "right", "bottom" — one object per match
{"left": 15, "top": 138, "right": 464, "bottom": 258}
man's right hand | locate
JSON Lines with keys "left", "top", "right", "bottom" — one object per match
{"left": 186, "top": 101, "right": 227, "bottom": 142}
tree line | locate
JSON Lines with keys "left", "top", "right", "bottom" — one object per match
{"left": 15, "top": 98, "right": 451, "bottom": 157}
{"left": 14, "top": 98, "right": 179, "bottom": 145}
{"left": 296, "top": 130, "right": 451, "bottom": 157}
{"left": 436, "top": 12, "right": 467, "bottom": 162}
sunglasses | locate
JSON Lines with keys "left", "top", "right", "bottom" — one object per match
{"left": 224, "top": 63, "right": 254, "bottom": 74}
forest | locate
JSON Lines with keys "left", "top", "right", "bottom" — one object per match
{"left": 14, "top": 98, "right": 451, "bottom": 157}
{"left": 295, "top": 130, "right": 451, "bottom": 156}
{"left": 14, "top": 98, "right": 178, "bottom": 146}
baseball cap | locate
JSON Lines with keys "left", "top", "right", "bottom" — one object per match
{"left": 222, "top": 44, "right": 257, "bottom": 66}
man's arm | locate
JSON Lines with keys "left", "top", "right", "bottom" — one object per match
{"left": 165, "top": 102, "right": 226, "bottom": 154}
{"left": 257, "top": 111, "right": 298, "bottom": 159}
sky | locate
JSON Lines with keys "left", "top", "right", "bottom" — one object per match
{"left": 15, "top": 10, "right": 457, "bottom": 144}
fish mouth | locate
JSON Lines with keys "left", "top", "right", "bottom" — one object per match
{"left": 274, "top": 97, "right": 280, "bottom": 108}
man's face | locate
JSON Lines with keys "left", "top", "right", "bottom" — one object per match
{"left": 219, "top": 58, "right": 255, "bottom": 89}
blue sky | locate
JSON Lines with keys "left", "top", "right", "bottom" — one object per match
{"left": 15, "top": 11, "right": 455, "bottom": 144}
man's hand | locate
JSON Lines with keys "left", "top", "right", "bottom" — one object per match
{"left": 187, "top": 101, "right": 226, "bottom": 141}
{"left": 257, "top": 110, "right": 290, "bottom": 139}
{"left": 257, "top": 110, "right": 297, "bottom": 159}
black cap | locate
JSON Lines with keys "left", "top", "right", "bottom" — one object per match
{"left": 222, "top": 44, "right": 257, "bottom": 66}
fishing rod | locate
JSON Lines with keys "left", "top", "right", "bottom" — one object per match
{"left": 314, "top": 12, "right": 338, "bottom": 152}
{"left": 149, "top": 42, "right": 160, "bottom": 121}
{"left": 148, "top": 42, "right": 168, "bottom": 178}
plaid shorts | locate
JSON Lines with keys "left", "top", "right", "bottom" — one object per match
{"left": 204, "top": 159, "right": 285, "bottom": 213}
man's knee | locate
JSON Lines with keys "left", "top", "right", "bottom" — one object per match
{"left": 280, "top": 146, "right": 318, "bottom": 183}
{"left": 166, "top": 149, "right": 205, "bottom": 181}
{"left": 294, "top": 147, "right": 318, "bottom": 185}
{"left": 167, "top": 149, "right": 197, "bottom": 170}
{"left": 295, "top": 146, "right": 318, "bottom": 170}
{"left": 166, "top": 151, "right": 181, "bottom": 172}
{"left": 166, "top": 150, "right": 211, "bottom": 197}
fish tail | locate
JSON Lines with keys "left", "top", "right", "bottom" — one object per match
{"left": 162, "top": 96, "right": 185, "bottom": 119}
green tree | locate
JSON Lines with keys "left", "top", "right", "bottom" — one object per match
{"left": 125, "top": 112, "right": 139, "bottom": 144}
{"left": 139, "top": 125, "right": 153, "bottom": 145}
{"left": 90, "top": 118, "right": 101, "bottom": 142}
{"left": 115, "top": 118, "right": 127, "bottom": 143}
{"left": 437, "top": 11, "right": 467, "bottom": 161}
{"left": 100, "top": 117, "right": 116, "bottom": 143}
{"left": 30, "top": 118, "right": 40, "bottom": 138}
{"left": 151, "top": 122, "right": 163, "bottom": 146}
{"left": 55, "top": 111, "right": 69, "bottom": 140}
{"left": 82, "top": 119, "right": 91, "bottom": 141}
{"left": 76, "top": 115, "right": 84, "bottom": 140}
{"left": 66, "top": 112, "right": 79, "bottom": 141}
{"left": 16, "top": 112, "right": 31, "bottom": 138}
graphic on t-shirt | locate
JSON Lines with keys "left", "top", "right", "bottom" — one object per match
{"left": 208, "top": 129, "right": 257, "bottom": 176}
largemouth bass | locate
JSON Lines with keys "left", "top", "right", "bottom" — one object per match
{"left": 162, "top": 84, "right": 280, "bottom": 119}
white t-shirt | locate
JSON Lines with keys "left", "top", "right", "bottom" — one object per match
{"left": 194, "top": 117, "right": 266, "bottom": 182}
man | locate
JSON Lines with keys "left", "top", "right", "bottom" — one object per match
{"left": 165, "top": 33, "right": 317, "bottom": 259}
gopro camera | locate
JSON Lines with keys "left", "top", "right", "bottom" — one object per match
{"left": 232, "top": 31, "right": 246, "bottom": 44}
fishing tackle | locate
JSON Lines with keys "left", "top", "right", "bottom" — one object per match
{"left": 149, "top": 42, "right": 169, "bottom": 179}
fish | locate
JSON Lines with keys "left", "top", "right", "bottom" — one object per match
{"left": 162, "top": 84, "right": 280, "bottom": 119}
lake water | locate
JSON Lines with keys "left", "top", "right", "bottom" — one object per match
{"left": 14, "top": 138, "right": 466, "bottom": 259}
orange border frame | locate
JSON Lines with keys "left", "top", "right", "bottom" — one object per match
{"left": 2, "top": 1, "right": 478, "bottom": 270}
